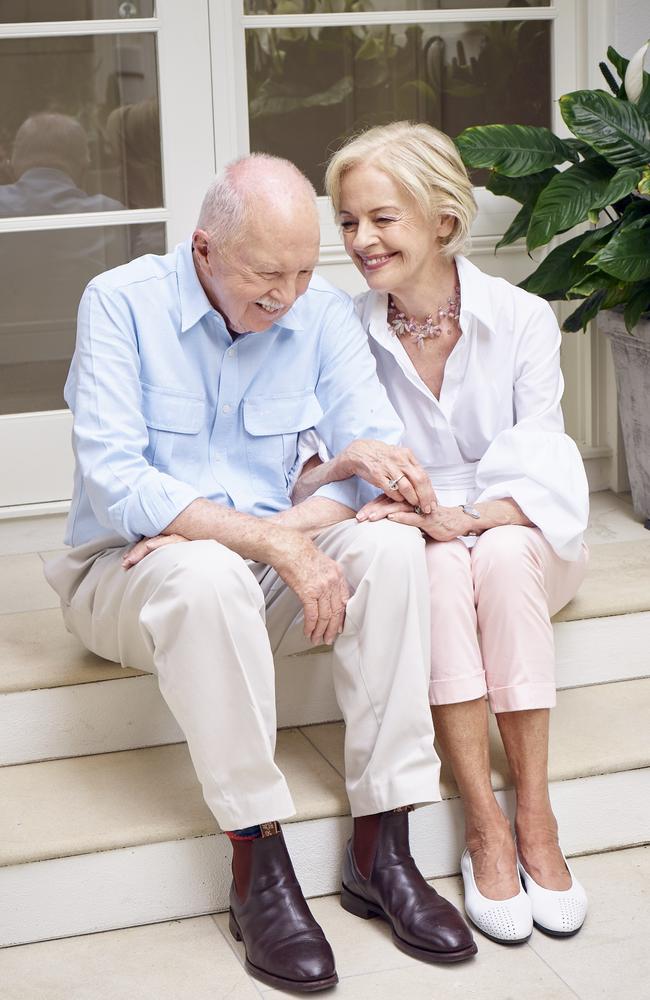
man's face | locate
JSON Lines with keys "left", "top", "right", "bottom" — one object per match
{"left": 193, "top": 210, "right": 320, "bottom": 334}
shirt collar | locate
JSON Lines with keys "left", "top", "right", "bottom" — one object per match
{"left": 177, "top": 238, "right": 215, "bottom": 334}
{"left": 455, "top": 254, "right": 498, "bottom": 335}
{"left": 176, "top": 238, "right": 305, "bottom": 335}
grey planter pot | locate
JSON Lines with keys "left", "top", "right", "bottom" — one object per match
{"left": 600, "top": 309, "right": 650, "bottom": 527}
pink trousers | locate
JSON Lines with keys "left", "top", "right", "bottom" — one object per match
{"left": 426, "top": 526, "right": 588, "bottom": 713}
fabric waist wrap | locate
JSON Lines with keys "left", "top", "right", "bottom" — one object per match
{"left": 424, "top": 461, "right": 479, "bottom": 505}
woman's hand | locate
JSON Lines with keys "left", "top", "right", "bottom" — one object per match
{"left": 122, "top": 533, "right": 188, "bottom": 569}
{"left": 337, "top": 440, "right": 437, "bottom": 513}
{"left": 386, "top": 504, "right": 474, "bottom": 542}
{"left": 356, "top": 496, "right": 413, "bottom": 522}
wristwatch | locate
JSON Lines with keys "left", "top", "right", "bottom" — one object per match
{"left": 460, "top": 503, "right": 481, "bottom": 537}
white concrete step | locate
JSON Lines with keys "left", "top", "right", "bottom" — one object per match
{"left": 1, "top": 678, "right": 649, "bottom": 947}
{"left": 2, "top": 537, "right": 650, "bottom": 765}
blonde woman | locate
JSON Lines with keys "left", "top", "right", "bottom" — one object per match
{"left": 293, "top": 121, "right": 590, "bottom": 944}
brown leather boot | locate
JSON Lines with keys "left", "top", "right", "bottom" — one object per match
{"left": 341, "top": 810, "right": 477, "bottom": 963}
{"left": 229, "top": 826, "right": 338, "bottom": 992}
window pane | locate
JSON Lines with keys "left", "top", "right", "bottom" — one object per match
{"left": 0, "top": 222, "right": 165, "bottom": 414}
{"left": 0, "top": 1, "right": 154, "bottom": 22}
{"left": 0, "top": 33, "right": 162, "bottom": 215}
{"left": 247, "top": 20, "right": 551, "bottom": 192}
{"left": 244, "top": 2, "right": 550, "bottom": 13}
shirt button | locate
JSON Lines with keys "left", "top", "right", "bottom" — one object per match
{"left": 222, "top": 403, "right": 232, "bottom": 414}
{"left": 227, "top": 348, "right": 235, "bottom": 358}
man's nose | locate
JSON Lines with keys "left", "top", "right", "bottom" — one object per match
{"left": 272, "top": 274, "right": 300, "bottom": 304}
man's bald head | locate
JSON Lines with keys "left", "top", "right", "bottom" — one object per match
{"left": 12, "top": 113, "right": 90, "bottom": 183}
{"left": 196, "top": 154, "right": 319, "bottom": 254}
{"left": 192, "top": 155, "right": 321, "bottom": 334}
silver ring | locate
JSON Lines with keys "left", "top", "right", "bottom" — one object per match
{"left": 387, "top": 474, "right": 405, "bottom": 490}
{"left": 414, "top": 506, "right": 423, "bottom": 515}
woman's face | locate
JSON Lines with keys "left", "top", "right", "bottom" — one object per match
{"left": 337, "top": 163, "right": 453, "bottom": 297}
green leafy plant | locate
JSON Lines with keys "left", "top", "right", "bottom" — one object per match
{"left": 455, "top": 43, "right": 650, "bottom": 332}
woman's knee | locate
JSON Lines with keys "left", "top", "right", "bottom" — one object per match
{"left": 472, "top": 526, "right": 543, "bottom": 585}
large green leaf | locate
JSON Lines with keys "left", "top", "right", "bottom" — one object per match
{"left": 624, "top": 282, "right": 650, "bottom": 331}
{"left": 495, "top": 204, "right": 533, "bottom": 250}
{"left": 560, "top": 90, "right": 650, "bottom": 167}
{"left": 486, "top": 168, "right": 558, "bottom": 204}
{"left": 591, "top": 165, "right": 643, "bottom": 210}
{"left": 562, "top": 290, "right": 608, "bottom": 332}
{"left": 526, "top": 159, "right": 614, "bottom": 250}
{"left": 519, "top": 232, "right": 594, "bottom": 297}
{"left": 567, "top": 270, "right": 620, "bottom": 299}
{"left": 455, "top": 125, "right": 575, "bottom": 177}
{"left": 575, "top": 219, "right": 621, "bottom": 255}
{"left": 588, "top": 221, "right": 650, "bottom": 281}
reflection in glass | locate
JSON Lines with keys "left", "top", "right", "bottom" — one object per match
{"left": 0, "top": 1, "right": 155, "bottom": 23}
{"left": 244, "top": 2, "right": 550, "bottom": 13}
{"left": 0, "top": 223, "right": 166, "bottom": 414}
{"left": 247, "top": 20, "right": 551, "bottom": 192}
{"left": 0, "top": 33, "right": 162, "bottom": 214}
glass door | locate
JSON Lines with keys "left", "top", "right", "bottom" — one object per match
{"left": 0, "top": 0, "right": 215, "bottom": 509}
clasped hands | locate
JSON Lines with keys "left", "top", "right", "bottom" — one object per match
{"left": 357, "top": 495, "right": 472, "bottom": 542}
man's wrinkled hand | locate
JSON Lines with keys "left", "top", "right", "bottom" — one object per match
{"left": 273, "top": 533, "right": 350, "bottom": 645}
{"left": 337, "top": 439, "right": 436, "bottom": 513}
{"left": 122, "top": 533, "right": 187, "bottom": 569}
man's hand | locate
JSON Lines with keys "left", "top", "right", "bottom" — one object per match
{"left": 272, "top": 531, "right": 350, "bottom": 645}
{"left": 122, "top": 533, "right": 187, "bottom": 569}
{"left": 336, "top": 440, "right": 436, "bottom": 513}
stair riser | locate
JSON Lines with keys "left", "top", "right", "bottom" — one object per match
{"left": 1, "top": 768, "right": 648, "bottom": 947}
{"left": 2, "top": 612, "right": 649, "bottom": 766}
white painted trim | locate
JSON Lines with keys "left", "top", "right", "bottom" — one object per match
{"left": 156, "top": 0, "right": 216, "bottom": 247}
{"left": 0, "top": 208, "right": 167, "bottom": 235}
{"left": 0, "top": 500, "right": 70, "bottom": 520}
{"left": 0, "top": 18, "right": 159, "bottom": 39}
{"left": 0, "top": 411, "right": 74, "bottom": 507}
{"left": 242, "top": 8, "right": 558, "bottom": 29}
{"left": 1, "top": 767, "right": 647, "bottom": 946}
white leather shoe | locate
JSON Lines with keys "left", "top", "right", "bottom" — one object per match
{"left": 460, "top": 848, "right": 533, "bottom": 945}
{"left": 517, "top": 853, "right": 587, "bottom": 936}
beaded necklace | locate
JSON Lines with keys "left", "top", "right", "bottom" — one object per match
{"left": 387, "top": 283, "right": 461, "bottom": 349}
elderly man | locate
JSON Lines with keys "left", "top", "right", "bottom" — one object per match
{"left": 45, "top": 155, "right": 476, "bottom": 993}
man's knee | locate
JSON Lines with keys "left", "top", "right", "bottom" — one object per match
{"left": 139, "top": 539, "right": 263, "bottom": 610}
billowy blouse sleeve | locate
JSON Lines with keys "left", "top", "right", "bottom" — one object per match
{"left": 474, "top": 298, "right": 589, "bottom": 561}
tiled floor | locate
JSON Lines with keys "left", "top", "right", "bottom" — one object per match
{"left": 1, "top": 846, "right": 648, "bottom": 1000}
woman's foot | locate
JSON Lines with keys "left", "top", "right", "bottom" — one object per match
{"left": 465, "top": 810, "right": 520, "bottom": 900}
{"left": 515, "top": 808, "right": 571, "bottom": 891}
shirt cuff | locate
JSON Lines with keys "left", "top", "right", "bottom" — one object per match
{"left": 114, "top": 474, "right": 202, "bottom": 540}
{"left": 313, "top": 477, "right": 382, "bottom": 512}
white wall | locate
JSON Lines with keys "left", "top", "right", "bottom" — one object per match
{"left": 614, "top": 0, "right": 650, "bottom": 58}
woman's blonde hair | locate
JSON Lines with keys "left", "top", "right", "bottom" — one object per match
{"left": 325, "top": 121, "right": 477, "bottom": 257}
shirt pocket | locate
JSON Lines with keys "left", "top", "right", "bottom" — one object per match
{"left": 243, "top": 389, "right": 323, "bottom": 494}
{"left": 140, "top": 382, "right": 205, "bottom": 473}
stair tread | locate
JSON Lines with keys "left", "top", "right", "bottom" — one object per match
{"left": 2, "top": 677, "right": 648, "bottom": 870}
{"left": 2, "top": 538, "right": 649, "bottom": 696}
{"left": 554, "top": 539, "right": 650, "bottom": 622}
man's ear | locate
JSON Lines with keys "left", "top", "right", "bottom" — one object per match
{"left": 192, "top": 229, "right": 210, "bottom": 262}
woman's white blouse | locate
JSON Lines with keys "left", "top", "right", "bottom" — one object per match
{"left": 356, "top": 255, "right": 589, "bottom": 562}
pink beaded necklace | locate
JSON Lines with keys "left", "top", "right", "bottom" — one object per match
{"left": 387, "top": 283, "right": 461, "bottom": 349}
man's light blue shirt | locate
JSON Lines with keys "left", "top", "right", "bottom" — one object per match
{"left": 64, "top": 239, "right": 403, "bottom": 546}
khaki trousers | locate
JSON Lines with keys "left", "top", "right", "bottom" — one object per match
{"left": 45, "top": 519, "right": 441, "bottom": 831}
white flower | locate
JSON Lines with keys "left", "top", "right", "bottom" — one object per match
{"left": 624, "top": 40, "right": 649, "bottom": 104}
